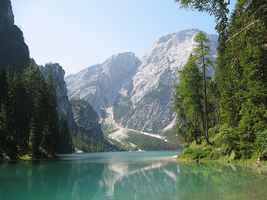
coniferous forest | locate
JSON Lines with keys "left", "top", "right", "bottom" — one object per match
{"left": 174, "top": 0, "right": 267, "bottom": 161}
{"left": 0, "top": 0, "right": 73, "bottom": 160}
{"left": 1, "top": 1, "right": 267, "bottom": 200}
{"left": 0, "top": 61, "right": 73, "bottom": 160}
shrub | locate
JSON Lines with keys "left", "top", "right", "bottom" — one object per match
{"left": 213, "top": 125, "right": 240, "bottom": 157}
{"left": 181, "top": 145, "right": 212, "bottom": 160}
{"left": 255, "top": 129, "right": 267, "bottom": 160}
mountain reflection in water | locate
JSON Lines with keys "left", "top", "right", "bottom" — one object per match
{"left": 0, "top": 151, "right": 267, "bottom": 200}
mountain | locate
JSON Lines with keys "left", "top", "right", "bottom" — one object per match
{"left": 120, "top": 29, "right": 217, "bottom": 133}
{"left": 40, "top": 63, "right": 118, "bottom": 152}
{"left": 0, "top": 0, "right": 75, "bottom": 158}
{"left": 40, "top": 63, "right": 77, "bottom": 133}
{"left": 66, "top": 29, "right": 217, "bottom": 150}
{"left": 70, "top": 98, "right": 101, "bottom": 138}
{"left": 66, "top": 52, "right": 141, "bottom": 116}
{"left": 0, "top": 0, "right": 29, "bottom": 72}
{"left": 70, "top": 98, "right": 119, "bottom": 152}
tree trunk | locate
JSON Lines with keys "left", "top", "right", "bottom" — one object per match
{"left": 201, "top": 42, "right": 211, "bottom": 145}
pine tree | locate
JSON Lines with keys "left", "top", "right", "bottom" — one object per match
{"left": 45, "top": 72, "right": 60, "bottom": 154}
{"left": 0, "top": 104, "right": 8, "bottom": 157}
{"left": 194, "top": 32, "right": 213, "bottom": 144}
{"left": 0, "top": 70, "right": 8, "bottom": 108}
{"left": 29, "top": 106, "right": 42, "bottom": 159}
{"left": 174, "top": 55, "right": 203, "bottom": 143}
{"left": 175, "top": 0, "right": 267, "bottom": 160}
{"left": 174, "top": 32, "right": 215, "bottom": 145}
{"left": 175, "top": 0, "right": 230, "bottom": 49}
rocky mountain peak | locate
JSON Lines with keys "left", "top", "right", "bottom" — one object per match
{"left": 66, "top": 52, "right": 141, "bottom": 116}
{"left": 0, "top": 0, "right": 14, "bottom": 28}
{"left": 155, "top": 29, "right": 200, "bottom": 45}
{"left": 66, "top": 29, "right": 218, "bottom": 135}
{"left": 124, "top": 29, "right": 217, "bottom": 133}
{"left": 131, "top": 29, "right": 208, "bottom": 105}
{"left": 0, "top": 0, "right": 29, "bottom": 71}
{"left": 43, "top": 63, "right": 66, "bottom": 80}
{"left": 102, "top": 52, "right": 141, "bottom": 77}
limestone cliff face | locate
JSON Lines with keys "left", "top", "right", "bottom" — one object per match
{"left": 0, "top": 0, "right": 14, "bottom": 26}
{"left": 41, "top": 63, "right": 117, "bottom": 151}
{"left": 0, "top": 0, "right": 29, "bottom": 71}
{"left": 121, "top": 29, "right": 217, "bottom": 133}
{"left": 70, "top": 98, "right": 102, "bottom": 138}
{"left": 70, "top": 98, "right": 120, "bottom": 152}
{"left": 66, "top": 52, "right": 141, "bottom": 117}
{"left": 66, "top": 30, "right": 217, "bottom": 135}
{"left": 40, "top": 63, "right": 77, "bottom": 133}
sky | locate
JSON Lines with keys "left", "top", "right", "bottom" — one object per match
{"left": 11, "top": 0, "right": 218, "bottom": 75}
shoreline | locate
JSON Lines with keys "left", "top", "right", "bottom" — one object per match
{"left": 1, "top": 150, "right": 179, "bottom": 163}
{"left": 177, "top": 156, "right": 267, "bottom": 175}
{"left": 0, "top": 154, "right": 59, "bottom": 163}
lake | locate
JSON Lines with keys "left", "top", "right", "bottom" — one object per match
{"left": 0, "top": 151, "right": 267, "bottom": 200}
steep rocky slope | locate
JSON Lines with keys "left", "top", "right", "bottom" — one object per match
{"left": 40, "top": 63, "right": 77, "bottom": 133}
{"left": 70, "top": 98, "right": 119, "bottom": 152}
{"left": 0, "top": 0, "right": 29, "bottom": 71}
{"left": 66, "top": 52, "right": 141, "bottom": 116}
{"left": 120, "top": 29, "right": 217, "bottom": 133}
{"left": 40, "top": 63, "right": 117, "bottom": 152}
{"left": 66, "top": 29, "right": 217, "bottom": 150}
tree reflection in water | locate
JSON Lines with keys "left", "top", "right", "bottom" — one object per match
{"left": 0, "top": 152, "right": 267, "bottom": 200}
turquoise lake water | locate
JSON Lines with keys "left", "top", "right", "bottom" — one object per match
{"left": 0, "top": 151, "right": 267, "bottom": 200}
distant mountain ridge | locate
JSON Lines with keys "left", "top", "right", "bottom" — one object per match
{"left": 66, "top": 52, "right": 141, "bottom": 116}
{"left": 66, "top": 29, "right": 218, "bottom": 138}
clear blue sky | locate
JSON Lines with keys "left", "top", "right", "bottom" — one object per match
{"left": 12, "top": 0, "right": 219, "bottom": 75}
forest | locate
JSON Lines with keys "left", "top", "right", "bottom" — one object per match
{"left": 1, "top": 1, "right": 267, "bottom": 199}
{"left": 0, "top": 0, "right": 73, "bottom": 160}
{"left": 174, "top": 0, "right": 267, "bottom": 162}
{"left": 0, "top": 62, "right": 73, "bottom": 160}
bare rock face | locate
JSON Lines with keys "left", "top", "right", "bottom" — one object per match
{"left": 70, "top": 98, "right": 102, "bottom": 138}
{"left": 40, "top": 63, "right": 77, "bottom": 133}
{"left": 66, "top": 29, "right": 218, "bottom": 136}
{"left": 66, "top": 52, "right": 141, "bottom": 117}
{"left": 121, "top": 29, "right": 217, "bottom": 133}
{"left": 0, "top": 0, "right": 14, "bottom": 26}
{"left": 41, "top": 63, "right": 118, "bottom": 151}
{"left": 0, "top": 0, "right": 29, "bottom": 71}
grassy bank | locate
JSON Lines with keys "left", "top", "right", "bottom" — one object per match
{"left": 177, "top": 143, "right": 267, "bottom": 174}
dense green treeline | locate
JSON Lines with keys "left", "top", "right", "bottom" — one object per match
{"left": 0, "top": 63, "right": 73, "bottom": 161}
{"left": 1, "top": 0, "right": 72, "bottom": 160}
{"left": 174, "top": 0, "right": 267, "bottom": 161}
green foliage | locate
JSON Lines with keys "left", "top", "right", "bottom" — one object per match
{"left": 0, "top": 1, "right": 80, "bottom": 160}
{"left": 175, "top": 0, "right": 230, "bottom": 48}
{"left": 72, "top": 134, "right": 104, "bottom": 152}
{"left": 255, "top": 130, "right": 267, "bottom": 160}
{"left": 174, "top": 32, "right": 214, "bottom": 144}
{"left": 0, "top": 62, "right": 74, "bottom": 160}
{"left": 174, "top": 55, "right": 203, "bottom": 143}
{"left": 106, "top": 129, "right": 177, "bottom": 151}
{"left": 180, "top": 144, "right": 212, "bottom": 161}
{"left": 176, "top": 0, "right": 267, "bottom": 162}
{"left": 213, "top": 125, "right": 240, "bottom": 158}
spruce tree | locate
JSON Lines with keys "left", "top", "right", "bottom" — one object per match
{"left": 174, "top": 55, "right": 203, "bottom": 143}
{"left": 194, "top": 32, "right": 213, "bottom": 144}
